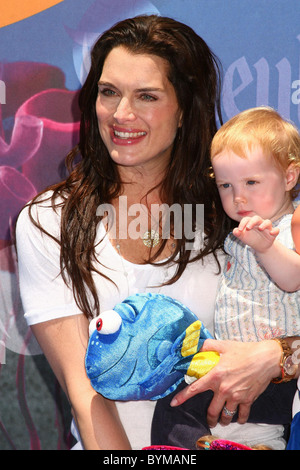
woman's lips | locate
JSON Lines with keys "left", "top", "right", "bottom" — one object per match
{"left": 110, "top": 127, "right": 147, "bottom": 145}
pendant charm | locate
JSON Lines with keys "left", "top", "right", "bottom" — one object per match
{"left": 142, "top": 230, "right": 160, "bottom": 248}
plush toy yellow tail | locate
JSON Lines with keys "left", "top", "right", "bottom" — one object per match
{"left": 181, "top": 321, "right": 220, "bottom": 380}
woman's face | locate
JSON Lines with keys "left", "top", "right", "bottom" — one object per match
{"left": 96, "top": 46, "right": 182, "bottom": 174}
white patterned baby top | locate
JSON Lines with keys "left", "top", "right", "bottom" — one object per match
{"left": 214, "top": 214, "right": 300, "bottom": 342}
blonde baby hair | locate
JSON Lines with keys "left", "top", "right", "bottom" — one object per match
{"left": 210, "top": 106, "right": 300, "bottom": 199}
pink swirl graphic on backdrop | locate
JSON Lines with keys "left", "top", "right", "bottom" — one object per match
{"left": 0, "top": 62, "right": 79, "bottom": 449}
{"left": 0, "top": 63, "right": 80, "bottom": 364}
{"left": 17, "top": 88, "right": 80, "bottom": 192}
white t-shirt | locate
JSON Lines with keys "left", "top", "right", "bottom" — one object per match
{"left": 16, "top": 196, "right": 220, "bottom": 449}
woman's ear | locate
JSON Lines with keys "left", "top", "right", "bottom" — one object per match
{"left": 285, "top": 163, "right": 300, "bottom": 191}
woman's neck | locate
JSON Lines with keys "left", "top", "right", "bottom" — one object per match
{"left": 117, "top": 164, "right": 167, "bottom": 205}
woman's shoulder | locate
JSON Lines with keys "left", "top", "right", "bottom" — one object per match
{"left": 17, "top": 190, "right": 63, "bottom": 238}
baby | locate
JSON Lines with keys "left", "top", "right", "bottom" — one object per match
{"left": 211, "top": 106, "right": 300, "bottom": 344}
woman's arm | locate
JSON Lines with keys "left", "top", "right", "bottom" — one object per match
{"left": 170, "top": 337, "right": 300, "bottom": 427}
{"left": 292, "top": 205, "right": 300, "bottom": 254}
{"left": 31, "top": 314, "right": 131, "bottom": 450}
{"left": 16, "top": 205, "right": 131, "bottom": 449}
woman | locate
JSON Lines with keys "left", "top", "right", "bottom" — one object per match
{"left": 15, "top": 15, "right": 299, "bottom": 450}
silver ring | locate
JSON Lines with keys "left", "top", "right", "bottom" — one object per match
{"left": 223, "top": 406, "right": 237, "bottom": 417}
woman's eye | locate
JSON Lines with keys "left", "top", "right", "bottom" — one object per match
{"left": 140, "top": 93, "right": 157, "bottom": 102}
{"left": 99, "top": 87, "right": 117, "bottom": 97}
{"left": 247, "top": 180, "right": 257, "bottom": 185}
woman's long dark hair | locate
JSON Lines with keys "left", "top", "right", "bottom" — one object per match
{"left": 27, "top": 15, "right": 232, "bottom": 319}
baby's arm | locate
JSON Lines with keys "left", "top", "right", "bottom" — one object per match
{"left": 233, "top": 215, "right": 300, "bottom": 292}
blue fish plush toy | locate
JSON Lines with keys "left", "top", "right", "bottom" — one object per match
{"left": 85, "top": 293, "right": 219, "bottom": 401}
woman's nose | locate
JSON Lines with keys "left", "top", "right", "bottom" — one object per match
{"left": 113, "top": 97, "right": 136, "bottom": 122}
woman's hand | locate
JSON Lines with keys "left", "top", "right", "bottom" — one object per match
{"left": 170, "top": 338, "right": 282, "bottom": 427}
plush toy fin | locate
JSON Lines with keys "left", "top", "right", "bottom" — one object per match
{"left": 138, "top": 354, "right": 184, "bottom": 399}
{"left": 185, "top": 350, "right": 220, "bottom": 380}
{"left": 174, "top": 320, "right": 219, "bottom": 379}
{"left": 180, "top": 320, "right": 203, "bottom": 357}
{"left": 156, "top": 340, "right": 173, "bottom": 362}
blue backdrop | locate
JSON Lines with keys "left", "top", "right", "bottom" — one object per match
{"left": 0, "top": 0, "right": 299, "bottom": 449}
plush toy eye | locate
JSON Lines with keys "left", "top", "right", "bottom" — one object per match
{"left": 96, "top": 318, "right": 103, "bottom": 331}
{"left": 88, "top": 310, "right": 122, "bottom": 336}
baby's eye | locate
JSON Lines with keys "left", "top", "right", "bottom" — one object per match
{"left": 218, "top": 183, "right": 231, "bottom": 189}
{"left": 246, "top": 180, "right": 257, "bottom": 185}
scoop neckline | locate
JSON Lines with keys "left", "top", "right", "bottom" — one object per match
{"left": 97, "top": 221, "right": 171, "bottom": 269}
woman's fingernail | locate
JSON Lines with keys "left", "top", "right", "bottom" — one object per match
{"left": 170, "top": 398, "right": 178, "bottom": 407}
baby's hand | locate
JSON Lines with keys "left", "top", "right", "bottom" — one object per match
{"left": 233, "top": 215, "right": 279, "bottom": 252}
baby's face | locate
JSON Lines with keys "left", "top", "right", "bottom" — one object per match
{"left": 212, "top": 146, "right": 294, "bottom": 222}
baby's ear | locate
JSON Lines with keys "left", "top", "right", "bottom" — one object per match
{"left": 285, "top": 163, "right": 300, "bottom": 191}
